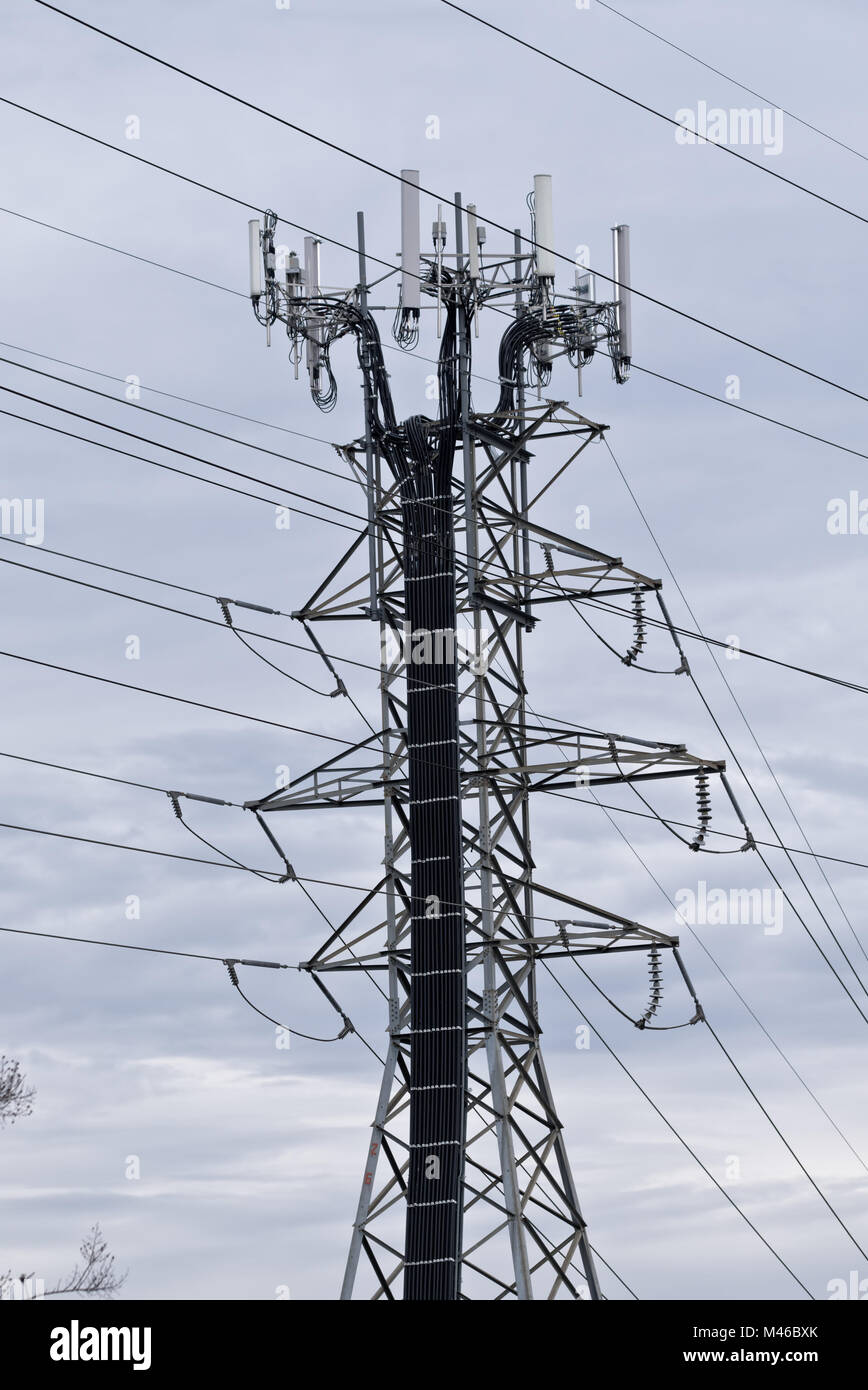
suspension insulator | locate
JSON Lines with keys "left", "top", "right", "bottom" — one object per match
{"left": 623, "top": 585, "right": 647, "bottom": 666}
{"left": 638, "top": 946, "right": 664, "bottom": 1026}
{"left": 690, "top": 770, "right": 713, "bottom": 851}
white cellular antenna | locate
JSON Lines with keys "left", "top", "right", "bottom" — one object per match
{"left": 304, "top": 235, "right": 321, "bottom": 299}
{"left": 533, "top": 174, "right": 556, "bottom": 286}
{"left": 467, "top": 203, "right": 483, "bottom": 337}
{"left": 304, "top": 236, "right": 323, "bottom": 387}
{"left": 433, "top": 205, "right": 447, "bottom": 336}
{"left": 467, "top": 204, "right": 480, "bottom": 282}
{"left": 612, "top": 224, "right": 632, "bottom": 380}
{"left": 286, "top": 250, "right": 302, "bottom": 299}
{"left": 248, "top": 219, "right": 263, "bottom": 301}
{"left": 400, "top": 169, "right": 421, "bottom": 313}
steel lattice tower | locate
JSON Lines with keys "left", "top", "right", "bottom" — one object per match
{"left": 244, "top": 178, "right": 748, "bottom": 1299}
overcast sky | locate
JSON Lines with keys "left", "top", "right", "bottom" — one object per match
{"left": 1, "top": 0, "right": 867, "bottom": 1301}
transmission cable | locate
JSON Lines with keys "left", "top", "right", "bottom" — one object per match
{"left": 0, "top": 405, "right": 364, "bottom": 532}
{"left": 574, "top": 589, "right": 868, "bottom": 697}
{"left": 438, "top": 1, "right": 868, "bottom": 228}
{"left": 0, "top": 381, "right": 373, "bottom": 525}
{"left": 502, "top": 659, "right": 868, "bottom": 1236}
{"left": 632, "top": 362, "right": 868, "bottom": 463}
{"left": 541, "top": 962, "right": 814, "bottom": 1298}
{"left": 603, "top": 436, "right": 868, "bottom": 998}
{"left": 0, "top": 648, "right": 365, "bottom": 744}
{"left": 13, "top": 22, "right": 868, "bottom": 410}
{"left": 585, "top": 787, "right": 868, "bottom": 1178}
{"left": 594, "top": 0, "right": 868, "bottom": 164}
{"left": 0, "top": 922, "right": 286, "bottom": 964}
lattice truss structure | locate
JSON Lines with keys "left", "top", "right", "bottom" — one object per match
{"left": 244, "top": 188, "right": 753, "bottom": 1299}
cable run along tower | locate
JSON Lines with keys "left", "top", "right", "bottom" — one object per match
{"left": 243, "top": 174, "right": 750, "bottom": 1300}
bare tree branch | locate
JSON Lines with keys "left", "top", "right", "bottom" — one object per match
{"left": 43, "top": 1223, "right": 127, "bottom": 1300}
{"left": 1, "top": 1061, "right": 126, "bottom": 1299}
{"left": 0, "top": 1056, "right": 35, "bottom": 1126}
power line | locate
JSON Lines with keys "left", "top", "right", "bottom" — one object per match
{"left": 603, "top": 436, "right": 868, "bottom": 1005}
{"left": 1, "top": 767, "right": 820, "bottom": 1287}
{"left": 540, "top": 962, "right": 814, "bottom": 1298}
{"left": 0, "top": 404, "right": 363, "bottom": 531}
{"left": 14, "top": 342, "right": 865, "bottom": 757}
{"left": 6, "top": 46, "right": 862, "bottom": 1278}
{"left": 7, "top": 364, "right": 863, "bottom": 713}
{"left": 0, "top": 210, "right": 503, "bottom": 391}
{"left": 701, "top": 1014, "right": 868, "bottom": 1260}
{"left": 7, "top": 345, "right": 867, "bottom": 703}
{"left": 0, "top": 810, "right": 742, "bottom": 935}
{"left": 0, "top": 549, "right": 318, "bottom": 653}
{"left": 632, "top": 362, "right": 868, "bottom": 463}
{"left": 575, "top": 950, "right": 868, "bottom": 1256}
{"left": 11, "top": 518, "right": 868, "bottom": 897}
{"left": 4, "top": 206, "right": 866, "bottom": 467}
{"left": 1, "top": 375, "right": 487, "bottom": 553}
{"left": 0, "top": 331, "right": 339, "bottom": 448}
{"left": 576, "top": 593, "right": 868, "bottom": 697}
{"left": 0, "top": 924, "right": 384, "bottom": 1061}
{"left": 14, "top": 509, "right": 867, "bottom": 828}
{"left": 511, "top": 664, "right": 868, "bottom": 1259}
{"left": 0, "top": 647, "right": 364, "bottom": 743}
{"left": 0, "top": 547, "right": 584, "bottom": 769}
{"left": 13, "top": 29, "right": 868, "bottom": 412}
{"left": 0, "top": 105, "right": 512, "bottom": 371}
{"left": 0, "top": 748, "right": 243, "bottom": 804}
{"left": 12, "top": 516, "right": 868, "bottom": 710}
{"left": 11, "top": 529, "right": 868, "bottom": 898}
{"left": 0, "top": 532, "right": 284, "bottom": 610}
{"left": 0, "top": 353, "right": 363, "bottom": 489}
{"left": 544, "top": 785, "right": 868, "bottom": 876}
{"left": 0, "top": 818, "right": 280, "bottom": 874}
{"left": 8, "top": 340, "right": 863, "bottom": 594}
{"left": 583, "top": 788, "right": 868, "bottom": 1178}
{"left": 0, "top": 922, "right": 280, "bottom": 964}
{"left": 0, "top": 381, "right": 372, "bottom": 525}
{"left": 439, "top": 1, "right": 868, "bottom": 228}
{"left": 8, "top": 732, "right": 868, "bottom": 891}
{"left": 497, "top": 598, "right": 868, "bottom": 1254}
{"left": 587, "top": 1246, "right": 638, "bottom": 1301}
{"left": 594, "top": 0, "right": 868, "bottom": 164}
{"left": 0, "top": 203, "right": 247, "bottom": 298}
{"left": 0, "top": 533, "right": 366, "bottom": 676}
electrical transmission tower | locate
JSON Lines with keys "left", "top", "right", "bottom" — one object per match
{"left": 244, "top": 174, "right": 752, "bottom": 1300}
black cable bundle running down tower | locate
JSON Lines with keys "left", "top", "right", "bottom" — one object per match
{"left": 379, "top": 294, "right": 466, "bottom": 1297}
{"left": 400, "top": 422, "right": 466, "bottom": 1298}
